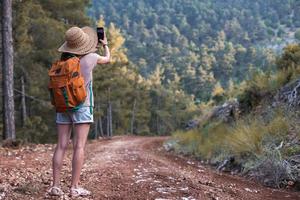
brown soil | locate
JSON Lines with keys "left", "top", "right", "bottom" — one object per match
{"left": 0, "top": 136, "right": 299, "bottom": 200}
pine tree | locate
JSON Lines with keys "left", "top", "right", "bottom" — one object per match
{"left": 2, "top": 0, "right": 15, "bottom": 140}
{"left": 212, "top": 82, "right": 225, "bottom": 104}
{"left": 10, "top": 0, "right": 92, "bottom": 142}
{"left": 93, "top": 17, "right": 151, "bottom": 136}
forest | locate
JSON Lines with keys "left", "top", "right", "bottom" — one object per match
{"left": 89, "top": 0, "right": 300, "bottom": 100}
{"left": 1, "top": 0, "right": 300, "bottom": 197}
{"left": 1, "top": 0, "right": 299, "bottom": 142}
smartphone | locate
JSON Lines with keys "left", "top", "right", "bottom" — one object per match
{"left": 97, "top": 27, "right": 104, "bottom": 42}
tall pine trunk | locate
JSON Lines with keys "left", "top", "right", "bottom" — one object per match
{"left": 106, "top": 106, "right": 109, "bottom": 137}
{"left": 109, "top": 101, "right": 112, "bottom": 137}
{"left": 94, "top": 99, "right": 104, "bottom": 139}
{"left": 156, "top": 94, "right": 160, "bottom": 135}
{"left": 99, "top": 116, "right": 104, "bottom": 137}
{"left": 106, "top": 87, "right": 111, "bottom": 138}
{"left": 106, "top": 87, "right": 113, "bottom": 138}
{"left": 94, "top": 111, "right": 98, "bottom": 139}
{"left": 21, "top": 76, "right": 27, "bottom": 126}
{"left": 2, "top": 0, "right": 15, "bottom": 140}
{"left": 106, "top": 103, "right": 113, "bottom": 138}
{"left": 130, "top": 98, "right": 137, "bottom": 135}
{"left": 97, "top": 98, "right": 104, "bottom": 138}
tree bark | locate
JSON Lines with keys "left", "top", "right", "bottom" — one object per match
{"left": 109, "top": 101, "right": 112, "bottom": 137}
{"left": 106, "top": 87, "right": 113, "bottom": 138}
{"left": 94, "top": 113, "right": 98, "bottom": 139}
{"left": 106, "top": 106, "right": 109, "bottom": 138}
{"left": 99, "top": 116, "right": 104, "bottom": 137}
{"left": 156, "top": 94, "right": 160, "bottom": 135}
{"left": 21, "top": 76, "right": 27, "bottom": 126}
{"left": 130, "top": 98, "right": 137, "bottom": 135}
{"left": 0, "top": 1, "right": 2, "bottom": 136}
{"left": 106, "top": 87, "right": 110, "bottom": 138}
{"left": 2, "top": 0, "right": 15, "bottom": 140}
{"left": 97, "top": 98, "right": 104, "bottom": 138}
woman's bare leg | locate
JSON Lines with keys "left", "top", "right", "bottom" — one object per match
{"left": 52, "top": 124, "right": 72, "bottom": 187}
{"left": 71, "top": 123, "right": 90, "bottom": 188}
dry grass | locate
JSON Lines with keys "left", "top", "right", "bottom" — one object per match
{"left": 173, "top": 122, "right": 230, "bottom": 159}
{"left": 173, "top": 112, "right": 290, "bottom": 160}
{"left": 227, "top": 119, "right": 265, "bottom": 156}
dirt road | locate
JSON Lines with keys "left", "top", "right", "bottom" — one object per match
{"left": 0, "top": 136, "right": 299, "bottom": 199}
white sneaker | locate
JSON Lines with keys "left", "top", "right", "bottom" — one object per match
{"left": 70, "top": 187, "right": 91, "bottom": 197}
{"left": 47, "top": 186, "right": 64, "bottom": 196}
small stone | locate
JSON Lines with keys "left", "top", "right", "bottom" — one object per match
{"left": 287, "top": 181, "right": 294, "bottom": 186}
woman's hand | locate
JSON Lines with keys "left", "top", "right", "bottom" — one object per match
{"left": 97, "top": 31, "right": 110, "bottom": 64}
{"left": 100, "top": 39, "right": 108, "bottom": 46}
{"left": 99, "top": 31, "right": 108, "bottom": 46}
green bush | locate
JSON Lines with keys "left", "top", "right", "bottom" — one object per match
{"left": 17, "top": 116, "right": 54, "bottom": 143}
{"left": 170, "top": 112, "right": 291, "bottom": 166}
{"left": 295, "top": 29, "right": 300, "bottom": 41}
{"left": 226, "top": 114, "right": 289, "bottom": 157}
{"left": 247, "top": 147, "right": 295, "bottom": 188}
{"left": 277, "top": 44, "right": 300, "bottom": 71}
{"left": 172, "top": 121, "right": 231, "bottom": 159}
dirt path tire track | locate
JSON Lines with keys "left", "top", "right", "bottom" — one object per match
{"left": 0, "top": 136, "right": 300, "bottom": 200}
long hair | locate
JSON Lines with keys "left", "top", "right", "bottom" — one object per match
{"left": 60, "top": 52, "right": 77, "bottom": 61}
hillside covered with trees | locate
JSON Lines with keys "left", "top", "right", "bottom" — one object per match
{"left": 89, "top": 0, "right": 300, "bottom": 101}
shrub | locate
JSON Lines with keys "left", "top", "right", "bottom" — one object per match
{"left": 227, "top": 113, "right": 289, "bottom": 157}
{"left": 237, "top": 70, "right": 275, "bottom": 113}
{"left": 197, "top": 122, "right": 230, "bottom": 159}
{"left": 172, "top": 129, "right": 202, "bottom": 156}
{"left": 277, "top": 44, "right": 300, "bottom": 71}
{"left": 211, "top": 82, "right": 226, "bottom": 104}
{"left": 295, "top": 29, "right": 300, "bottom": 41}
{"left": 17, "top": 116, "right": 52, "bottom": 143}
{"left": 171, "top": 112, "right": 290, "bottom": 162}
{"left": 172, "top": 121, "right": 231, "bottom": 159}
{"left": 247, "top": 147, "right": 295, "bottom": 188}
{"left": 227, "top": 118, "right": 265, "bottom": 156}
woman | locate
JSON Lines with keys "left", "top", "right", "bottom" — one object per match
{"left": 47, "top": 26, "right": 110, "bottom": 197}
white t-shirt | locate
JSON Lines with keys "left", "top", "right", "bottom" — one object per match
{"left": 80, "top": 53, "right": 101, "bottom": 107}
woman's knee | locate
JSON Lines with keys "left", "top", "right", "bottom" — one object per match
{"left": 73, "top": 143, "right": 85, "bottom": 151}
{"left": 57, "top": 142, "right": 69, "bottom": 151}
{"left": 73, "top": 123, "right": 90, "bottom": 151}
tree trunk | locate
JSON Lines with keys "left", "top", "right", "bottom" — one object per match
{"left": 106, "top": 88, "right": 110, "bottom": 138}
{"left": 106, "top": 106, "right": 109, "bottom": 138}
{"left": 156, "top": 94, "right": 160, "bottom": 135}
{"left": 106, "top": 87, "right": 113, "bottom": 138}
{"left": 0, "top": 1, "right": 2, "bottom": 137}
{"left": 21, "top": 76, "right": 27, "bottom": 126}
{"left": 94, "top": 113, "right": 98, "bottom": 139}
{"left": 107, "top": 101, "right": 112, "bottom": 138}
{"left": 109, "top": 101, "right": 112, "bottom": 137}
{"left": 130, "top": 98, "right": 137, "bottom": 135}
{"left": 2, "top": 0, "right": 15, "bottom": 140}
{"left": 95, "top": 96, "right": 103, "bottom": 139}
{"left": 99, "top": 116, "right": 104, "bottom": 137}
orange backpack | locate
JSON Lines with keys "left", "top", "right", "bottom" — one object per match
{"left": 48, "top": 57, "right": 87, "bottom": 112}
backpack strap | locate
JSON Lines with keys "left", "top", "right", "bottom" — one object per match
{"left": 89, "top": 81, "right": 93, "bottom": 114}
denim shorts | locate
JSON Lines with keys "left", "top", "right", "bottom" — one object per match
{"left": 56, "top": 106, "right": 93, "bottom": 124}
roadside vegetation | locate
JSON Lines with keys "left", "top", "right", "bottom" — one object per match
{"left": 168, "top": 44, "right": 300, "bottom": 189}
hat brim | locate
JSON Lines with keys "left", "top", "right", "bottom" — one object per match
{"left": 58, "top": 26, "right": 98, "bottom": 55}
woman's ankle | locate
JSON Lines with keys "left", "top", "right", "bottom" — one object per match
{"left": 52, "top": 183, "right": 60, "bottom": 188}
{"left": 71, "top": 184, "right": 79, "bottom": 189}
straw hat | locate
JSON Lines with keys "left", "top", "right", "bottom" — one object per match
{"left": 58, "top": 26, "right": 98, "bottom": 55}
